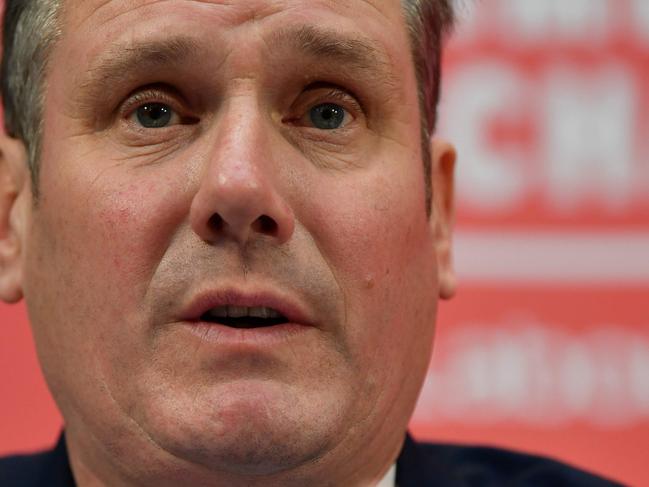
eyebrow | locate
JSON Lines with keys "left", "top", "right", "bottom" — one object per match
{"left": 270, "top": 24, "right": 400, "bottom": 91}
{"left": 77, "top": 25, "right": 400, "bottom": 105}
{"left": 271, "top": 25, "right": 391, "bottom": 71}
{"left": 79, "top": 36, "right": 202, "bottom": 100}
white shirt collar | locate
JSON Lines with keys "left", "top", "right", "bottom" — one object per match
{"left": 376, "top": 463, "right": 397, "bottom": 487}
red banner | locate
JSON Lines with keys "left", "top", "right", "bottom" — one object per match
{"left": 0, "top": 1, "right": 647, "bottom": 485}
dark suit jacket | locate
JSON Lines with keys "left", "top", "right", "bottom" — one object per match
{"left": 0, "top": 433, "right": 625, "bottom": 486}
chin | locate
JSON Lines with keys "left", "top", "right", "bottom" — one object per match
{"left": 136, "top": 379, "right": 343, "bottom": 476}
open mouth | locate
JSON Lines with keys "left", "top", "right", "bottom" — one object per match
{"left": 200, "top": 306, "right": 289, "bottom": 329}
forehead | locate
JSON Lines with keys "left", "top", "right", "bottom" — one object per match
{"left": 50, "top": 0, "right": 413, "bottom": 103}
{"left": 59, "top": 0, "right": 408, "bottom": 49}
{"left": 48, "top": 0, "right": 416, "bottom": 113}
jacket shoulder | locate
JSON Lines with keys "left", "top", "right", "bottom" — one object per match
{"left": 0, "top": 450, "right": 53, "bottom": 487}
{"left": 427, "top": 443, "right": 624, "bottom": 486}
{"left": 397, "top": 436, "right": 626, "bottom": 487}
{"left": 0, "top": 436, "right": 75, "bottom": 487}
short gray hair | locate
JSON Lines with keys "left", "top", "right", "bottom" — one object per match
{"left": 1, "top": 0, "right": 453, "bottom": 201}
{"left": 402, "top": 0, "right": 455, "bottom": 211}
{"left": 1, "top": 0, "right": 61, "bottom": 188}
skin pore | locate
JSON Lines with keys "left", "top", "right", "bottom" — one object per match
{"left": 0, "top": 0, "right": 456, "bottom": 485}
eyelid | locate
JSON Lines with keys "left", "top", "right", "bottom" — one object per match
{"left": 120, "top": 86, "right": 186, "bottom": 121}
{"left": 307, "top": 87, "right": 363, "bottom": 116}
{"left": 286, "top": 86, "right": 364, "bottom": 128}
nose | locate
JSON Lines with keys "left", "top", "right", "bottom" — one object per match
{"left": 189, "top": 108, "right": 295, "bottom": 246}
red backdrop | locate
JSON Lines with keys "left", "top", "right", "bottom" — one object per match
{"left": 1, "top": 1, "right": 647, "bottom": 485}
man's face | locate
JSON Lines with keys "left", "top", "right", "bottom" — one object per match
{"left": 11, "top": 0, "right": 453, "bottom": 483}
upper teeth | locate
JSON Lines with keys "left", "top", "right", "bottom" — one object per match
{"left": 205, "top": 306, "right": 282, "bottom": 319}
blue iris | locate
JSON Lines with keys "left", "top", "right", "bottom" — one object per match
{"left": 136, "top": 103, "right": 172, "bottom": 128}
{"left": 309, "top": 103, "right": 346, "bottom": 130}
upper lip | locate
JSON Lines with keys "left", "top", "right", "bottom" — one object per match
{"left": 181, "top": 287, "right": 314, "bottom": 326}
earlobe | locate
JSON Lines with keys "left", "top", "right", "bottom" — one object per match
{"left": 0, "top": 134, "right": 29, "bottom": 303}
{"left": 429, "top": 138, "right": 457, "bottom": 300}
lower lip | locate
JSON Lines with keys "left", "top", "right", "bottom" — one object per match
{"left": 181, "top": 321, "right": 312, "bottom": 347}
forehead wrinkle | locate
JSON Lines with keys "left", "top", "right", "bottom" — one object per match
{"left": 68, "top": 0, "right": 286, "bottom": 35}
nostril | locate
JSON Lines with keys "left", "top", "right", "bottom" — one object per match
{"left": 254, "top": 215, "right": 278, "bottom": 235}
{"left": 208, "top": 214, "right": 224, "bottom": 232}
{"left": 204, "top": 213, "right": 280, "bottom": 241}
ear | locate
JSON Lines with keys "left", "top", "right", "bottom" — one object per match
{"left": 429, "top": 138, "right": 456, "bottom": 300}
{"left": 0, "top": 133, "right": 30, "bottom": 303}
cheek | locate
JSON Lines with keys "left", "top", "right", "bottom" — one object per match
{"left": 24, "top": 163, "right": 191, "bottom": 349}
{"left": 304, "top": 162, "right": 438, "bottom": 363}
{"left": 33, "top": 115, "right": 197, "bottom": 301}
{"left": 54, "top": 173, "right": 186, "bottom": 288}
{"left": 23, "top": 162, "right": 194, "bottom": 410}
{"left": 94, "top": 180, "right": 182, "bottom": 280}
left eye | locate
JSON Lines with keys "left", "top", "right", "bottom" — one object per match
{"left": 134, "top": 103, "right": 175, "bottom": 128}
{"left": 309, "top": 103, "right": 348, "bottom": 130}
